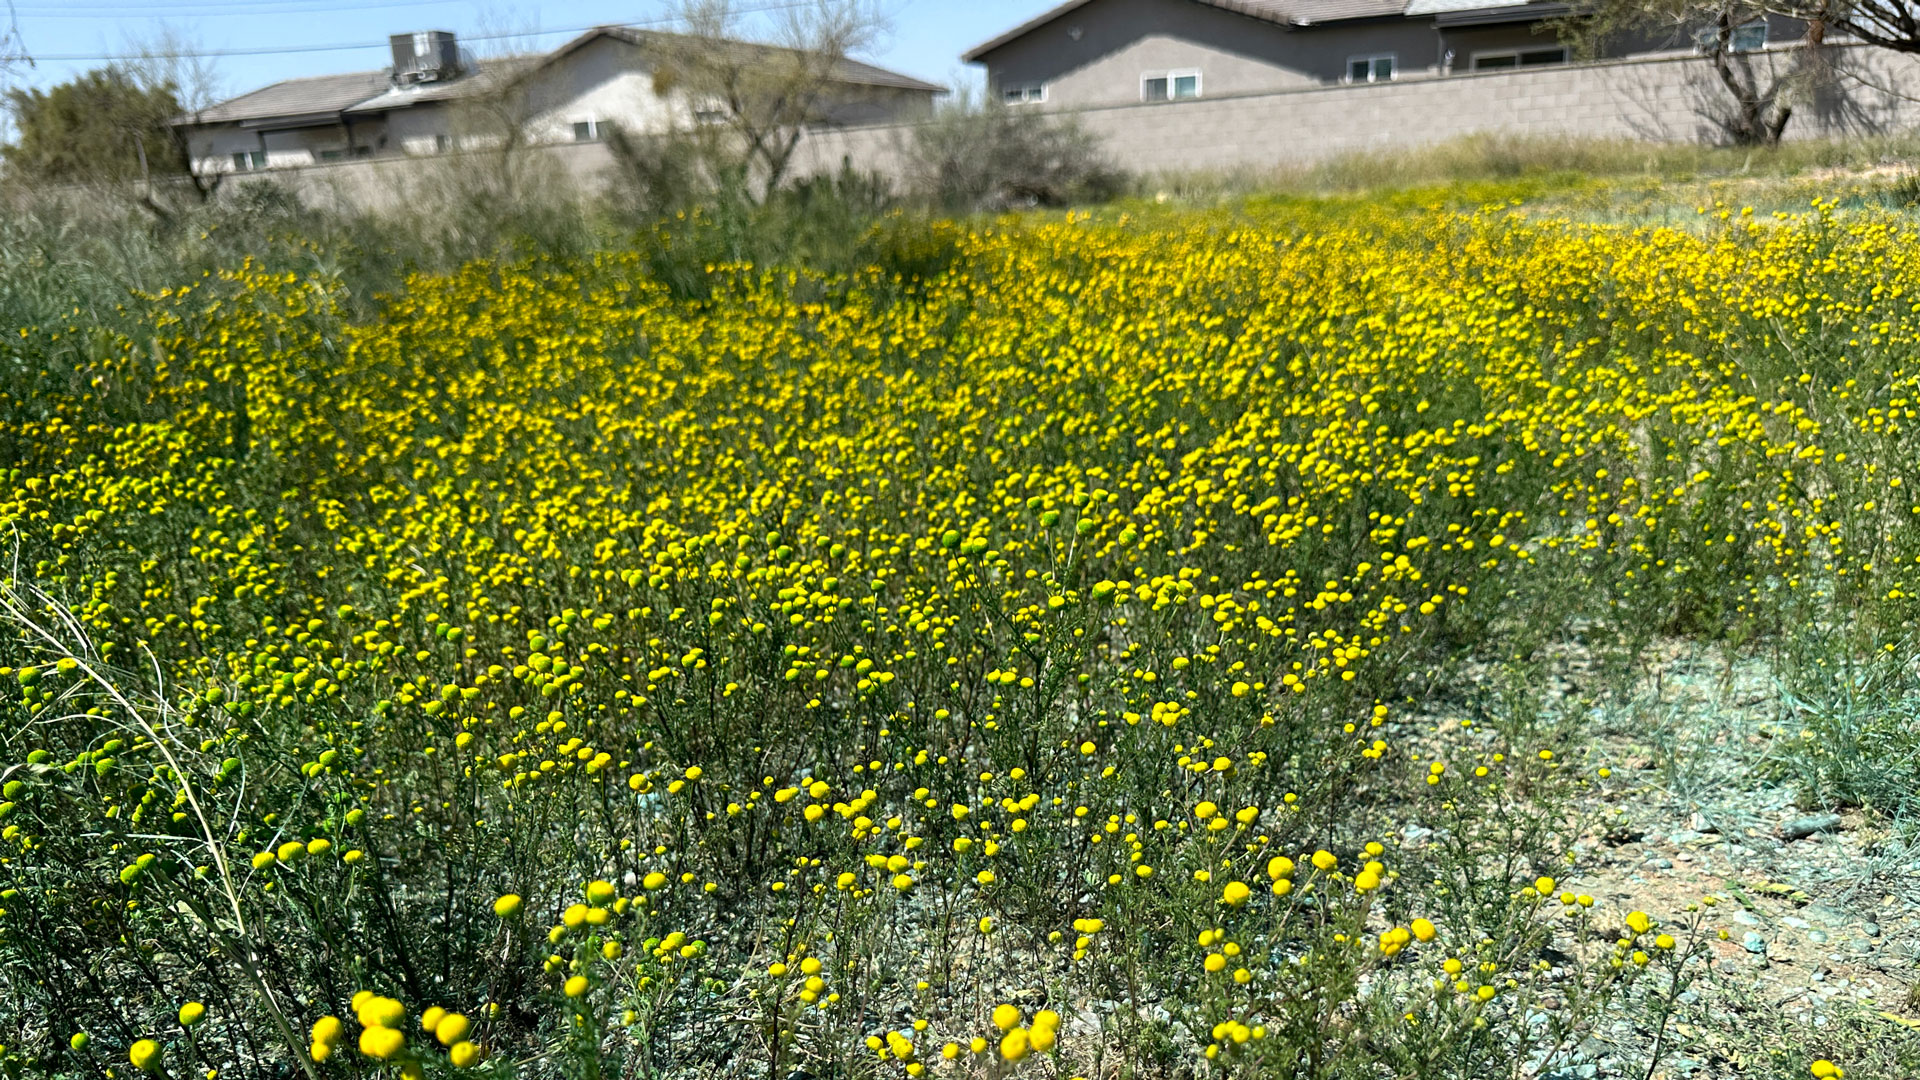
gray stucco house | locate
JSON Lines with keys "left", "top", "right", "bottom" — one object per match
{"left": 963, "top": 0, "right": 1779, "bottom": 107}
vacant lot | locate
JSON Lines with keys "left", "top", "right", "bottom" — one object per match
{"left": 2, "top": 193, "right": 1917, "bottom": 1079}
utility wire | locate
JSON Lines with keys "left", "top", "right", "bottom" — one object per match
{"left": 24, "top": 0, "right": 819, "bottom": 61}
{"left": 13, "top": 0, "right": 465, "bottom": 17}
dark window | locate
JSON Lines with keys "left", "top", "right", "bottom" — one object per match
{"left": 1142, "top": 76, "right": 1168, "bottom": 102}
{"left": 1347, "top": 55, "right": 1395, "bottom": 82}
{"left": 1474, "top": 47, "right": 1570, "bottom": 70}
{"left": 572, "top": 121, "right": 596, "bottom": 142}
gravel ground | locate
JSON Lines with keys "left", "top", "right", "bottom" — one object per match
{"left": 1548, "top": 640, "right": 1920, "bottom": 1078}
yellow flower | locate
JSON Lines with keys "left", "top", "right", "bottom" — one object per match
{"left": 178, "top": 1002, "right": 206, "bottom": 1027}
{"left": 129, "top": 1039, "right": 161, "bottom": 1073}
{"left": 1411, "top": 918, "right": 1436, "bottom": 942}
{"left": 642, "top": 871, "right": 668, "bottom": 890}
{"left": 359, "top": 1024, "right": 406, "bottom": 1060}
{"left": 564, "top": 975, "right": 589, "bottom": 998}
{"left": 493, "top": 893, "right": 523, "bottom": 918}
{"left": 991, "top": 1003, "right": 1022, "bottom": 1032}
{"left": 355, "top": 995, "right": 405, "bottom": 1030}
{"left": 1534, "top": 876, "right": 1555, "bottom": 897}
{"left": 435, "top": 1012, "right": 471, "bottom": 1046}
{"left": 1311, "top": 850, "right": 1338, "bottom": 872}
{"left": 1625, "top": 910, "right": 1652, "bottom": 935}
{"left": 1220, "top": 881, "right": 1251, "bottom": 907}
{"left": 1000, "top": 1028, "right": 1030, "bottom": 1061}
{"left": 449, "top": 1040, "right": 482, "bottom": 1068}
{"left": 311, "top": 1015, "right": 343, "bottom": 1046}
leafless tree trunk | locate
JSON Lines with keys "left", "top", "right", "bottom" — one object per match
{"left": 1702, "top": 5, "right": 1828, "bottom": 143}
{"left": 655, "top": 0, "right": 887, "bottom": 202}
{"left": 126, "top": 26, "right": 226, "bottom": 204}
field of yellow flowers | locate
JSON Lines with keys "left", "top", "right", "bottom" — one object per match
{"left": 2, "top": 197, "right": 1916, "bottom": 1080}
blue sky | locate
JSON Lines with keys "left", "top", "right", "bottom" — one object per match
{"left": 1, "top": 0, "right": 1059, "bottom": 103}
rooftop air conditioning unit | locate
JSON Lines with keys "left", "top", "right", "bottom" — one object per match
{"left": 391, "top": 31, "right": 461, "bottom": 84}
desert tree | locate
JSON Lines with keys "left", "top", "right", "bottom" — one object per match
{"left": 1758, "top": 0, "right": 1920, "bottom": 55}
{"left": 3, "top": 26, "right": 226, "bottom": 211}
{"left": 1561, "top": 0, "right": 1827, "bottom": 144}
{"left": 646, "top": 0, "right": 889, "bottom": 201}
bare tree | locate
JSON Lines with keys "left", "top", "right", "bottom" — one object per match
{"left": 440, "top": 11, "right": 556, "bottom": 205}
{"left": 1763, "top": 0, "right": 1917, "bottom": 54}
{"left": 650, "top": 0, "right": 889, "bottom": 201}
{"left": 0, "top": 0, "right": 31, "bottom": 150}
{"left": 123, "top": 25, "right": 227, "bottom": 203}
{"left": 1561, "top": 1, "right": 1827, "bottom": 144}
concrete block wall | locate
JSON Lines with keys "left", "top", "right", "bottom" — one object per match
{"left": 795, "top": 44, "right": 1920, "bottom": 181}
{"left": 227, "top": 45, "right": 1920, "bottom": 208}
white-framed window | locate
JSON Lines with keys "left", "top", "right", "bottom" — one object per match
{"left": 1696, "top": 20, "right": 1768, "bottom": 52}
{"left": 1347, "top": 54, "right": 1396, "bottom": 83}
{"left": 1141, "top": 69, "right": 1200, "bottom": 102}
{"left": 231, "top": 150, "right": 267, "bottom": 171}
{"left": 1470, "top": 46, "right": 1569, "bottom": 70}
{"left": 1003, "top": 81, "right": 1047, "bottom": 104}
{"left": 572, "top": 119, "right": 609, "bottom": 142}
{"left": 435, "top": 134, "right": 452, "bottom": 152}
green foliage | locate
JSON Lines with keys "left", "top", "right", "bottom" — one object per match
{"left": 908, "top": 99, "right": 1126, "bottom": 213}
{"left": 3, "top": 66, "right": 187, "bottom": 186}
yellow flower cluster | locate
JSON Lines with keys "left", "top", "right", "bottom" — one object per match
{"left": 3, "top": 199, "right": 1916, "bottom": 1074}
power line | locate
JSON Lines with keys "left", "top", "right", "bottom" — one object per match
{"left": 13, "top": 0, "right": 464, "bottom": 16}
{"left": 23, "top": 1, "right": 821, "bottom": 62}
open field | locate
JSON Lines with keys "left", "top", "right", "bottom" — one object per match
{"left": 3, "top": 185, "right": 1919, "bottom": 1079}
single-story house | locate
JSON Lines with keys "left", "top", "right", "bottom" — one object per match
{"left": 175, "top": 25, "right": 944, "bottom": 175}
{"left": 963, "top": 0, "right": 1792, "bottom": 108}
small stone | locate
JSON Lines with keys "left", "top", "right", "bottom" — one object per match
{"left": 1861, "top": 922, "right": 1880, "bottom": 937}
{"left": 1649, "top": 858, "right": 1674, "bottom": 869}
{"left": 1743, "top": 931, "right": 1768, "bottom": 954}
{"left": 1733, "top": 910, "right": 1763, "bottom": 927}
{"left": 1807, "top": 929, "right": 1828, "bottom": 944}
{"left": 1781, "top": 813, "right": 1843, "bottom": 840}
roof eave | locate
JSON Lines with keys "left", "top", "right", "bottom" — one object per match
{"left": 963, "top": 0, "right": 1298, "bottom": 62}
{"left": 961, "top": 0, "right": 1102, "bottom": 62}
